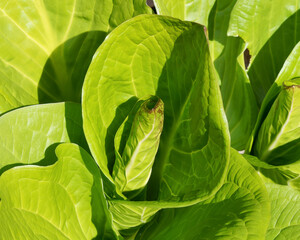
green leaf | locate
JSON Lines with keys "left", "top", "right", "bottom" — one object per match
{"left": 246, "top": 42, "right": 300, "bottom": 153}
{"left": 208, "top": 0, "right": 258, "bottom": 150}
{"left": 135, "top": 149, "right": 270, "bottom": 240}
{"left": 0, "top": 102, "right": 87, "bottom": 173}
{"left": 259, "top": 168, "right": 298, "bottom": 187}
{"left": 108, "top": 200, "right": 160, "bottom": 232}
{"left": 228, "top": 0, "right": 300, "bottom": 103}
{"left": 244, "top": 154, "right": 298, "bottom": 186}
{"left": 288, "top": 175, "right": 300, "bottom": 190}
{"left": 265, "top": 183, "right": 300, "bottom": 240}
{"left": 0, "top": 143, "right": 117, "bottom": 240}
{"left": 253, "top": 79, "right": 300, "bottom": 166}
{"left": 243, "top": 154, "right": 278, "bottom": 170}
{"left": 0, "top": 0, "right": 151, "bottom": 113}
{"left": 245, "top": 77, "right": 300, "bottom": 184}
{"left": 228, "top": 0, "right": 299, "bottom": 58}
{"left": 153, "top": 0, "right": 216, "bottom": 26}
{"left": 154, "top": 0, "right": 258, "bottom": 150}
{"left": 113, "top": 96, "right": 164, "bottom": 193}
{"left": 82, "top": 14, "right": 230, "bottom": 201}
{"left": 107, "top": 196, "right": 211, "bottom": 235}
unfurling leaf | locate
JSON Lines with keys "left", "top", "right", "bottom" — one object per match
{"left": 113, "top": 96, "right": 164, "bottom": 193}
{"left": 253, "top": 78, "right": 300, "bottom": 167}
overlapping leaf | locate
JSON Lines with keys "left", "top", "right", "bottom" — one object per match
{"left": 228, "top": 0, "right": 300, "bottom": 103}
{"left": 243, "top": 154, "right": 298, "bottom": 186}
{"left": 247, "top": 43, "right": 300, "bottom": 154}
{"left": 207, "top": 0, "right": 258, "bottom": 150}
{"left": 228, "top": 0, "right": 300, "bottom": 58}
{"left": 153, "top": 0, "right": 258, "bottom": 150}
{"left": 253, "top": 79, "right": 300, "bottom": 166}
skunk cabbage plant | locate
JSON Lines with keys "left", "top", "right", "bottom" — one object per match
{"left": 0, "top": 0, "right": 300, "bottom": 239}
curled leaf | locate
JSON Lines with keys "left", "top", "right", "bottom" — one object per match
{"left": 113, "top": 96, "right": 164, "bottom": 193}
{"left": 253, "top": 78, "right": 300, "bottom": 166}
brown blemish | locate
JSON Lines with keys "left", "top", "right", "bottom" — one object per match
{"left": 283, "top": 83, "right": 300, "bottom": 90}
{"left": 145, "top": 96, "right": 163, "bottom": 113}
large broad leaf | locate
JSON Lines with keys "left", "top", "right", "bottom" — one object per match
{"left": 246, "top": 43, "right": 300, "bottom": 154}
{"left": 265, "top": 183, "right": 300, "bottom": 240}
{"left": 0, "top": 143, "right": 118, "bottom": 240}
{"left": 228, "top": 0, "right": 299, "bottom": 58}
{"left": 0, "top": 102, "right": 87, "bottom": 173}
{"left": 153, "top": 0, "right": 216, "bottom": 26}
{"left": 82, "top": 14, "right": 230, "bottom": 202}
{"left": 208, "top": 0, "right": 258, "bottom": 150}
{"left": 0, "top": 0, "right": 151, "bottom": 113}
{"left": 228, "top": 0, "right": 300, "bottom": 104}
{"left": 153, "top": 0, "right": 258, "bottom": 150}
{"left": 135, "top": 149, "right": 270, "bottom": 240}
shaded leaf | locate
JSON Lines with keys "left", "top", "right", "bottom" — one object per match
{"left": 208, "top": 0, "right": 258, "bottom": 150}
